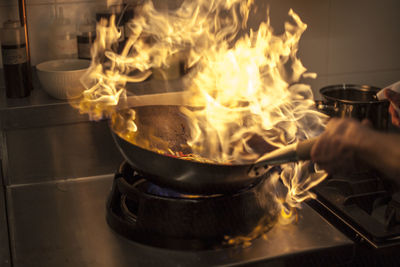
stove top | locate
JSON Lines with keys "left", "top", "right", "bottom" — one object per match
{"left": 310, "top": 171, "right": 400, "bottom": 248}
{"left": 3, "top": 172, "right": 353, "bottom": 266}
{"left": 106, "top": 161, "right": 279, "bottom": 250}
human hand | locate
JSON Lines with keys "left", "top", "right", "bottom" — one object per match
{"left": 384, "top": 89, "right": 400, "bottom": 127}
{"left": 310, "top": 118, "right": 373, "bottom": 175}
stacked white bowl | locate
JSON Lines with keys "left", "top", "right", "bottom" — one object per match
{"left": 36, "top": 59, "right": 90, "bottom": 100}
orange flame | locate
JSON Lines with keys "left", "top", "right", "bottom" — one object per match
{"left": 76, "top": 0, "right": 328, "bottom": 211}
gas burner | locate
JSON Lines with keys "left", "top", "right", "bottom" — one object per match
{"left": 145, "top": 179, "right": 224, "bottom": 198}
{"left": 106, "top": 161, "right": 279, "bottom": 250}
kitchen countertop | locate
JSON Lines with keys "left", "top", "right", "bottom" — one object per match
{"left": 5, "top": 174, "right": 354, "bottom": 267}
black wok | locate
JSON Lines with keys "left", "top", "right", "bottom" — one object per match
{"left": 111, "top": 105, "right": 315, "bottom": 194}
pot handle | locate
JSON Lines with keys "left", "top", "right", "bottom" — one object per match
{"left": 315, "top": 100, "right": 336, "bottom": 116}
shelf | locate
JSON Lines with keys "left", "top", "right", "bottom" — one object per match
{"left": 0, "top": 68, "right": 185, "bottom": 130}
{"left": 0, "top": 68, "right": 185, "bottom": 111}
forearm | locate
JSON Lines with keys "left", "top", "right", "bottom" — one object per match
{"left": 357, "top": 131, "right": 400, "bottom": 180}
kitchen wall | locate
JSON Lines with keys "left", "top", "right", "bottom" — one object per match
{"left": 0, "top": 0, "right": 399, "bottom": 97}
{"left": 259, "top": 0, "right": 400, "bottom": 98}
{"left": 0, "top": 0, "right": 99, "bottom": 66}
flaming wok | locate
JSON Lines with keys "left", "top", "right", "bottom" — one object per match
{"left": 111, "top": 105, "right": 315, "bottom": 194}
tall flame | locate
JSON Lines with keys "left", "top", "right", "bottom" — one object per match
{"left": 76, "top": 0, "right": 328, "bottom": 208}
{"left": 181, "top": 8, "right": 326, "bottom": 164}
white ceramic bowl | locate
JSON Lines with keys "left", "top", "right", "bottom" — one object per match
{"left": 36, "top": 59, "right": 90, "bottom": 100}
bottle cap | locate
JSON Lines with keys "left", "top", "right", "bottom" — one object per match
{"left": 1, "top": 20, "right": 24, "bottom": 45}
{"left": 79, "top": 13, "right": 96, "bottom": 34}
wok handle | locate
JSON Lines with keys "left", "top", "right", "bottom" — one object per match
{"left": 247, "top": 137, "right": 318, "bottom": 178}
{"left": 297, "top": 137, "right": 318, "bottom": 161}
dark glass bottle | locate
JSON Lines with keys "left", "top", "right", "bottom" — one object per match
{"left": 77, "top": 16, "right": 96, "bottom": 60}
{"left": 1, "top": 20, "right": 32, "bottom": 98}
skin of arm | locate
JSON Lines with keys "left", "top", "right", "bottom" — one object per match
{"left": 385, "top": 88, "right": 400, "bottom": 127}
{"left": 310, "top": 118, "right": 400, "bottom": 181}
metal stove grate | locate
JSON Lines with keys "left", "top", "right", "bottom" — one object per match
{"left": 312, "top": 171, "right": 400, "bottom": 247}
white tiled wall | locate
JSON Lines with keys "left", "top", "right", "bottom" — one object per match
{"left": 0, "top": 0, "right": 399, "bottom": 98}
{"left": 0, "top": 0, "right": 99, "bottom": 67}
{"left": 252, "top": 0, "right": 400, "bottom": 97}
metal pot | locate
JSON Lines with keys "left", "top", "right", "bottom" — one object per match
{"left": 316, "top": 84, "right": 389, "bottom": 130}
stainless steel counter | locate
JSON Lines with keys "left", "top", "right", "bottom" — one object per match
{"left": 5, "top": 175, "right": 354, "bottom": 267}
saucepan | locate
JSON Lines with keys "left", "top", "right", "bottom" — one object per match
{"left": 111, "top": 105, "right": 315, "bottom": 194}
{"left": 316, "top": 84, "right": 389, "bottom": 130}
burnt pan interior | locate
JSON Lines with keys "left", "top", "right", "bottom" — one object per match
{"left": 113, "top": 105, "right": 276, "bottom": 162}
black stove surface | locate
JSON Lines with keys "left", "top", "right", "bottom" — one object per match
{"left": 311, "top": 171, "right": 400, "bottom": 248}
